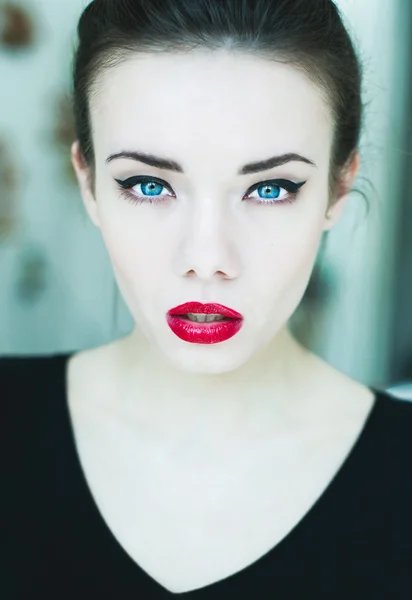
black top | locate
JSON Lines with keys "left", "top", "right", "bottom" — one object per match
{"left": 2, "top": 353, "right": 412, "bottom": 599}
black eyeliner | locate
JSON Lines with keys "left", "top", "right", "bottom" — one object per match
{"left": 115, "top": 176, "right": 307, "bottom": 190}
{"left": 114, "top": 175, "right": 169, "bottom": 189}
{"left": 245, "top": 178, "right": 307, "bottom": 195}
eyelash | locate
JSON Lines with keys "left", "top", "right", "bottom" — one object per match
{"left": 114, "top": 175, "right": 306, "bottom": 207}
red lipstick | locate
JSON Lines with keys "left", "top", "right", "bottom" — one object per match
{"left": 166, "top": 302, "right": 243, "bottom": 344}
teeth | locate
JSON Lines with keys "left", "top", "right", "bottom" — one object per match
{"left": 186, "top": 313, "right": 226, "bottom": 323}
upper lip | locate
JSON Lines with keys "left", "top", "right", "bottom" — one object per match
{"left": 168, "top": 302, "right": 243, "bottom": 319}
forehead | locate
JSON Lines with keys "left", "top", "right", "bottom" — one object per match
{"left": 91, "top": 50, "right": 333, "bottom": 170}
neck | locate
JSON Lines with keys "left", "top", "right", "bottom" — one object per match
{"left": 115, "top": 325, "right": 317, "bottom": 441}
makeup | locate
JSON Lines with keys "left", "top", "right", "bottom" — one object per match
{"left": 114, "top": 176, "right": 307, "bottom": 206}
{"left": 166, "top": 302, "right": 243, "bottom": 344}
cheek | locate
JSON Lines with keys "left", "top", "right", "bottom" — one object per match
{"left": 97, "top": 209, "right": 171, "bottom": 288}
{"left": 249, "top": 219, "right": 324, "bottom": 307}
{"left": 283, "top": 232, "right": 323, "bottom": 296}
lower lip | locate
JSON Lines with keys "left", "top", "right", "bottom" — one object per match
{"left": 166, "top": 315, "right": 243, "bottom": 344}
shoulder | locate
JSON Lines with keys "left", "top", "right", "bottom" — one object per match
{"left": 1, "top": 353, "right": 72, "bottom": 451}
{"left": 1, "top": 352, "right": 73, "bottom": 502}
{"left": 375, "top": 391, "right": 412, "bottom": 530}
{"left": 0, "top": 353, "right": 70, "bottom": 401}
{"left": 0, "top": 352, "right": 68, "bottom": 375}
{"left": 371, "top": 390, "right": 412, "bottom": 465}
{"left": 1, "top": 354, "right": 73, "bottom": 578}
{"left": 375, "top": 389, "right": 412, "bottom": 438}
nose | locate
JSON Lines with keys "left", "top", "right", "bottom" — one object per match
{"left": 175, "top": 202, "right": 241, "bottom": 282}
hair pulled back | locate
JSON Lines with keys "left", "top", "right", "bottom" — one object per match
{"left": 72, "top": 0, "right": 365, "bottom": 202}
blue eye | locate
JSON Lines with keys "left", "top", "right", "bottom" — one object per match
{"left": 255, "top": 184, "right": 281, "bottom": 200}
{"left": 115, "top": 176, "right": 306, "bottom": 206}
{"left": 115, "top": 176, "right": 174, "bottom": 205}
{"left": 245, "top": 179, "right": 306, "bottom": 205}
{"left": 140, "top": 181, "right": 164, "bottom": 196}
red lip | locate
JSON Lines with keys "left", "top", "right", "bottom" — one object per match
{"left": 166, "top": 302, "right": 244, "bottom": 344}
{"left": 168, "top": 302, "right": 243, "bottom": 319}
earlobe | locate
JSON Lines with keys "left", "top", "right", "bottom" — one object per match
{"left": 323, "top": 150, "right": 360, "bottom": 231}
{"left": 323, "top": 194, "right": 349, "bottom": 231}
{"left": 70, "top": 141, "right": 100, "bottom": 228}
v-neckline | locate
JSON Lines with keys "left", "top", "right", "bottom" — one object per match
{"left": 57, "top": 352, "right": 386, "bottom": 596}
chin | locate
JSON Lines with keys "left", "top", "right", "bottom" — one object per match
{"left": 162, "top": 342, "right": 253, "bottom": 376}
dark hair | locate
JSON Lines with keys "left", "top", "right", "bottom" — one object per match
{"left": 72, "top": 0, "right": 367, "bottom": 207}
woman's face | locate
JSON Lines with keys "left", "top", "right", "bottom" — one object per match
{"left": 73, "top": 50, "right": 355, "bottom": 374}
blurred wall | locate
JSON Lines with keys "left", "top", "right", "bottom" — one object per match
{"left": 387, "top": 1, "right": 412, "bottom": 384}
{"left": 310, "top": 0, "right": 410, "bottom": 387}
{"left": 0, "top": 0, "right": 409, "bottom": 388}
{"left": 0, "top": 0, "right": 133, "bottom": 354}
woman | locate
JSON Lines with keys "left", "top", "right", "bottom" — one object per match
{"left": 3, "top": 0, "right": 412, "bottom": 597}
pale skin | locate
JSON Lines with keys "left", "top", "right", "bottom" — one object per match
{"left": 69, "top": 49, "right": 375, "bottom": 593}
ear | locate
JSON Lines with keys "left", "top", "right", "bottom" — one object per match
{"left": 71, "top": 140, "right": 100, "bottom": 228}
{"left": 323, "top": 150, "right": 360, "bottom": 232}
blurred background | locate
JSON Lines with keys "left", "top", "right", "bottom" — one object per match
{"left": 0, "top": 0, "right": 411, "bottom": 399}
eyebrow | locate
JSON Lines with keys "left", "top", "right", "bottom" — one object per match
{"left": 105, "top": 151, "right": 317, "bottom": 175}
